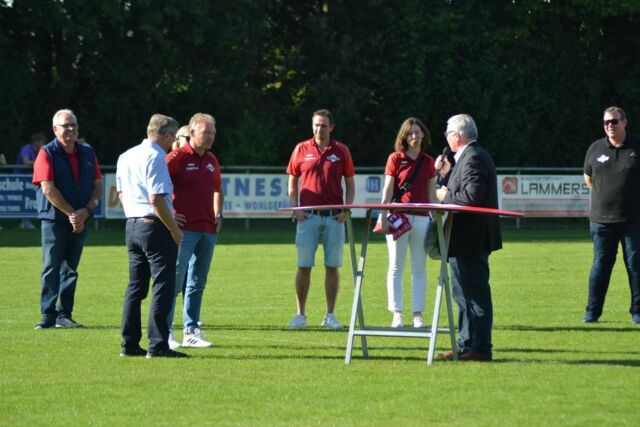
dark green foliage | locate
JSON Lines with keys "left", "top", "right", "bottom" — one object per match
{"left": 1, "top": 0, "right": 639, "bottom": 166}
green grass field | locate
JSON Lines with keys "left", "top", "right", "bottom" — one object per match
{"left": 0, "top": 219, "right": 638, "bottom": 426}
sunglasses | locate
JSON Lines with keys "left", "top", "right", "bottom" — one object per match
{"left": 603, "top": 119, "right": 619, "bottom": 126}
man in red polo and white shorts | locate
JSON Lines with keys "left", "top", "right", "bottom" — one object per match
{"left": 286, "top": 109, "right": 355, "bottom": 329}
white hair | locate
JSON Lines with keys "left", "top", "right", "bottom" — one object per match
{"left": 447, "top": 114, "right": 478, "bottom": 140}
{"left": 52, "top": 109, "right": 77, "bottom": 126}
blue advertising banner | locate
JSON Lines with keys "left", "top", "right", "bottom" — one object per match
{"left": 0, "top": 174, "right": 104, "bottom": 219}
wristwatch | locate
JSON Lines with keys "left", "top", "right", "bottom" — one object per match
{"left": 216, "top": 213, "right": 224, "bottom": 219}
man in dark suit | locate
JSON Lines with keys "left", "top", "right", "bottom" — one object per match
{"left": 435, "top": 114, "right": 502, "bottom": 361}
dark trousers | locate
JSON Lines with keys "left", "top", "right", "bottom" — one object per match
{"left": 450, "top": 254, "right": 493, "bottom": 355}
{"left": 121, "top": 218, "right": 177, "bottom": 353}
{"left": 40, "top": 220, "right": 87, "bottom": 316}
{"left": 587, "top": 221, "right": 640, "bottom": 317}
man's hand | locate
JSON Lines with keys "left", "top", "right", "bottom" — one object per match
{"left": 170, "top": 228, "right": 183, "bottom": 246}
{"left": 436, "top": 186, "right": 448, "bottom": 202}
{"left": 72, "top": 221, "right": 85, "bottom": 234}
{"left": 175, "top": 212, "right": 186, "bottom": 228}
{"left": 216, "top": 217, "right": 223, "bottom": 233}
{"left": 335, "top": 212, "right": 347, "bottom": 223}
{"left": 293, "top": 210, "right": 308, "bottom": 222}
{"left": 69, "top": 208, "right": 90, "bottom": 224}
{"left": 436, "top": 155, "right": 451, "bottom": 177}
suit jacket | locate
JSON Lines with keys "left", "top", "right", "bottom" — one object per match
{"left": 443, "top": 141, "right": 502, "bottom": 257}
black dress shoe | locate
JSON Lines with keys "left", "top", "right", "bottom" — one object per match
{"left": 146, "top": 349, "right": 189, "bottom": 358}
{"left": 120, "top": 346, "right": 148, "bottom": 357}
{"left": 55, "top": 315, "right": 84, "bottom": 328}
{"left": 458, "top": 351, "right": 492, "bottom": 362}
{"left": 35, "top": 315, "right": 56, "bottom": 329}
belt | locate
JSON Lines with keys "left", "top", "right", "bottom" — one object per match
{"left": 128, "top": 216, "right": 157, "bottom": 223}
{"left": 309, "top": 209, "right": 343, "bottom": 217}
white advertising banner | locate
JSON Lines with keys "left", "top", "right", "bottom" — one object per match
{"left": 498, "top": 174, "right": 590, "bottom": 217}
{"left": 103, "top": 173, "right": 386, "bottom": 219}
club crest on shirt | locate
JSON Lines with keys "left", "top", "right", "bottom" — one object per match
{"left": 597, "top": 154, "right": 609, "bottom": 163}
{"left": 186, "top": 162, "right": 198, "bottom": 171}
{"left": 206, "top": 163, "right": 215, "bottom": 172}
{"left": 327, "top": 154, "right": 340, "bottom": 163}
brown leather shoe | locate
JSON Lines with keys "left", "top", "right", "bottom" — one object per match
{"left": 458, "top": 351, "right": 492, "bottom": 362}
{"left": 436, "top": 350, "right": 467, "bottom": 360}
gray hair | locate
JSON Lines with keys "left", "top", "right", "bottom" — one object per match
{"left": 52, "top": 109, "right": 77, "bottom": 126}
{"left": 147, "top": 114, "right": 179, "bottom": 136}
{"left": 447, "top": 114, "right": 478, "bottom": 140}
{"left": 604, "top": 106, "right": 626, "bottom": 121}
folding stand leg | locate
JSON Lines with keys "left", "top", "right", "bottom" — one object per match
{"left": 426, "top": 212, "right": 457, "bottom": 364}
{"left": 345, "top": 211, "right": 368, "bottom": 358}
{"left": 345, "top": 210, "right": 372, "bottom": 364}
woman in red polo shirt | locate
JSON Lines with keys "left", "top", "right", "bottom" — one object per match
{"left": 379, "top": 117, "right": 437, "bottom": 328}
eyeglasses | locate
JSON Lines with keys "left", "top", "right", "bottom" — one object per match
{"left": 55, "top": 123, "right": 78, "bottom": 130}
{"left": 444, "top": 130, "right": 457, "bottom": 138}
{"left": 603, "top": 119, "right": 619, "bottom": 126}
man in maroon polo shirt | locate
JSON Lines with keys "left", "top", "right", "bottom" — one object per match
{"left": 286, "top": 109, "right": 355, "bottom": 329}
{"left": 165, "top": 113, "right": 223, "bottom": 348}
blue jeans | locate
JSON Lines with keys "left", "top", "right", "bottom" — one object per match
{"left": 40, "top": 220, "right": 87, "bottom": 316}
{"left": 587, "top": 221, "right": 640, "bottom": 317}
{"left": 449, "top": 254, "right": 493, "bottom": 355}
{"left": 168, "top": 231, "right": 217, "bottom": 332}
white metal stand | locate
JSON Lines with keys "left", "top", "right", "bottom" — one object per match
{"left": 344, "top": 209, "right": 457, "bottom": 364}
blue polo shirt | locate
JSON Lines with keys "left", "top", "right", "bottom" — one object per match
{"left": 116, "top": 139, "right": 174, "bottom": 218}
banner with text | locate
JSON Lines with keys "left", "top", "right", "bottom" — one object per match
{"left": 103, "top": 173, "right": 386, "bottom": 219}
{"left": 0, "top": 174, "right": 104, "bottom": 218}
{"left": 498, "top": 174, "right": 590, "bottom": 217}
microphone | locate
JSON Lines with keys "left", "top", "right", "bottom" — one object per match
{"left": 442, "top": 146, "right": 451, "bottom": 157}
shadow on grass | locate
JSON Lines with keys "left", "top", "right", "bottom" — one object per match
{"left": 499, "top": 347, "right": 638, "bottom": 355}
{"left": 496, "top": 324, "right": 639, "bottom": 333}
{"left": 564, "top": 359, "right": 640, "bottom": 367}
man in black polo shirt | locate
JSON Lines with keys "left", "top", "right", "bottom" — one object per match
{"left": 583, "top": 106, "right": 640, "bottom": 324}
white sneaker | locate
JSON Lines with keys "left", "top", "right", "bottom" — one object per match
{"left": 321, "top": 313, "right": 343, "bottom": 329}
{"left": 197, "top": 321, "right": 204, "bottom": 327}
{"left": 182, "top": 328, "right": 213, "bottom": 348}
{"left": 413, "top": 314, "right": 424, "bottom": 328}
{"left": 391, "top": 312, "right": 404, "bottom": 328}
{"left": 288, "top": 314, "right": 307, "bottom": 329}
{"left": 168, "top": 332, "right": 181, "bottom": 350}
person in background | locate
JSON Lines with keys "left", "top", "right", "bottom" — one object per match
{"left": 286, "top": 109, "right": 355, "bottom": 329}
{"left": 583, "top": 106, "right": 640, "bottom": 325}
{"left": 32, "top": 109, "right": 103, "bottom": 329}
{"left": 16, "top": 133, "right": 47, "bottom": 230}
{"left": 379, "top": 117, "right": 436, "bottom": 328}
{"left": 171, "top": 125, "right": 190, "bottom": 152}
{"left": 116, "top": 114, "right": 187, "bottom": 358}
{"left": 436, "top": 114, "right": 502, "bottom": 362}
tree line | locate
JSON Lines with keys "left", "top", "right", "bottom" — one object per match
{"left": 1, "top": 0, "right": 639, "bottom": 168}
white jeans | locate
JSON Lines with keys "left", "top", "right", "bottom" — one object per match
{"left": 386, "top": 214, "right": 429, "bottom": 313}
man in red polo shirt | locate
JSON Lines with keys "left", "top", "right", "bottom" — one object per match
{"left": 165, "top": 113, "right": 223, "bottom": 348}
{"left": 32, "top": 109, "right": 103, "bottom": 329}
{"left": 286, "top": 109, "right": 355, "bottom": 329}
